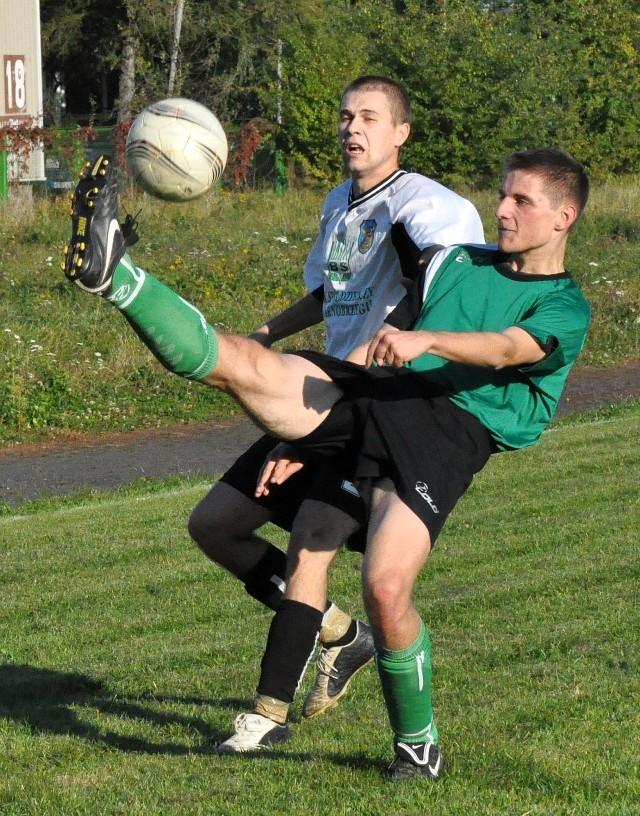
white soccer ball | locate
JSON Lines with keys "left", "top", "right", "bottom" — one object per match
{"left": 125, "top": 98, "right": 228, "bottom": 202}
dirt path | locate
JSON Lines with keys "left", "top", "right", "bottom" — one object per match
{"left": 1, "top": 364, "right": 638, "bottom": 507}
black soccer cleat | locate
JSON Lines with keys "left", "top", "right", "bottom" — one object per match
{"left": 302, "top": 620, "right": 375, "bottom": 718}
{"left": 389, "top": 741, "right": 444, "bottom": 781}
{"left": 62, "top": 156, "right": 138, "bottom": 296}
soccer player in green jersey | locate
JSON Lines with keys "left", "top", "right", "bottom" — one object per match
{"left": 62, "top": 147, "right": 590, "bottom": 779}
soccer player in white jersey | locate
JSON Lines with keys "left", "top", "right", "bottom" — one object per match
{"left": 184, "top": 76, "right": 485, "bottom": 751}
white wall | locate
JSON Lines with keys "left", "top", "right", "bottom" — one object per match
{"left": 0, "top": 0, "right": 45, "bottom": 182}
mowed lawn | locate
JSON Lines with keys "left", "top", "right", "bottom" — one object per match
{"left": 1, "top": 408, "right": 638, "bottom": 816}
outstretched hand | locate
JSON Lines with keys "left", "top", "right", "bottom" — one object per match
{"left": 366, "top": 326, "right": 430, "bottom": 368}
{"left": 255, "top": 442, "right": 306, "bottom": 497}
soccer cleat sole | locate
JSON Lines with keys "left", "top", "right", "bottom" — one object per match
{"left": 63, "top": 157, "right": 111, "bottom": 280}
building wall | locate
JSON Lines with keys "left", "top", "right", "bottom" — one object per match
{"left": 0, "top": 0, "right": 45, "bottom": 181}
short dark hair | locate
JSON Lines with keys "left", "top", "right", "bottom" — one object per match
{"left": 341, "top": 75, "right": 412, "bottom": 125}
{"left": 503, "top": 148, "right": 590, "bottom": 217}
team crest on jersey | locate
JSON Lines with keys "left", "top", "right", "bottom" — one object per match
{"left": 358, "top": 219, "right": 377, "bottom": 254}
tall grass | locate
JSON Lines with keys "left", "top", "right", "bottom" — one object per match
{"left": 0, "top": 178, "right": 638, "bottom": 445}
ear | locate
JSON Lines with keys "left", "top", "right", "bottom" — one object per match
{"left": 555, "top": 202, "right": 578, "bottom": 232}
{"left": 395, "top": 122, "right": 410, "bottom": 149}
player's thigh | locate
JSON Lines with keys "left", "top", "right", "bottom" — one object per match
{"left": 209, "top": 339, "right": 341, "bottom": 440}
{"left": 189, "top": 480, "right": 276, "bottom": 541}
{"left": 289, "top": 499, "right": 361, "bottom": 556}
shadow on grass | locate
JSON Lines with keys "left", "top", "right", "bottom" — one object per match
{"left": 0, "top": 663, "right": 240, "bottom": 755}
{"left": 0, "top": 664, "right": 387, "bottom": 771}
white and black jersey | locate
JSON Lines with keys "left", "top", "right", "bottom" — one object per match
{"left": 303, "top": 170, "right": 485, "bottom": 359}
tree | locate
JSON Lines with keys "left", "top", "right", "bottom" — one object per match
{"left": 278, "top": 4, "right": 370, "bottom": 185}
{"left": 38, "top": 0, "right": 640, "bottom": 182}
{"left": 40, "top": 0, "right": 130, "bottom": 123}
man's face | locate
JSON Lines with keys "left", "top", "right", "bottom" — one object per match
{"left": 338, "top": 88, "right": 409, "bottom": 188}
{"left": 495, "top": 170, "right": 565, "bottom": 254}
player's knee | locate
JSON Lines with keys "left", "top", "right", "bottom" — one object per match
{"left": 187, "top": 499, "right": 231, "bottom": 559}
{"left": 362, "top": 573, "right": 408, "bottom": 628}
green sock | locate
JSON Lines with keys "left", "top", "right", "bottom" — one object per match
{"left": 106, "top": 254, "right": 218, "bottom": 380}
{"left": 376, "top": 622, "right": 438, "bottom": 745}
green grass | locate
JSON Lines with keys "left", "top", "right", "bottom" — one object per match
{"left": 1, "top": 403, "right": 638, "bottom": 815}
{"left": 1, "top": 177, "right": 638, "bottom": 445}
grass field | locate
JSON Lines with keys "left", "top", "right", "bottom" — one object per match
{"left": 2, "top": 402, "right": 638, "bottom": 815}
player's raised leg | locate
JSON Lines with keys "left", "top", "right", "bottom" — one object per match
{"left": 62, "top": 156, "right": 341, "bottom": 442}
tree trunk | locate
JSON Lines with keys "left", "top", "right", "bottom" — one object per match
{"left": 117, "top": 33, "right": 136, "bottom": 122}
{"left": 168, "top": 0, "right": 186, "bottom": 96}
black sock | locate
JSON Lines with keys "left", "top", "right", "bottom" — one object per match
{"left": 257, "top": 600, "right": 323, "bottom": 703}
{"left": 242, "top": 545, "right": 287, "bottom": 611}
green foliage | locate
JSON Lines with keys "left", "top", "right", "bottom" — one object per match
{"left": 1, "top": 408, "right": 638, "bottom": 812}
{"left": 279, "top": 8, "right": 370, "bottom": 185}
{"left": 351, "top": 0, "right": 640, "bottom": 186}
{"left": 38, "top": 0, "right": 640, "bottom": 187}
{"left": 512, "top": 0, "right": 640, "bottom": 177}
{"left": 44, "top": 125, "right": 98, "bottom": 177}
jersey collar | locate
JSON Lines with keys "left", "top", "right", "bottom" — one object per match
{"left": 493, "top": 252, "right": 571, "bottom": 282}
{"left": 348, "top": 169, "right": 407, "bottom": 210}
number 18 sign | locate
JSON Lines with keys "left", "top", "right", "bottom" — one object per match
{"left": 4, "top": 54, "right": 26, "bottom": 113}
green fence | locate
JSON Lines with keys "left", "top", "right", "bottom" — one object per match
{"left": 0, "top": 149, "right": 8, "bottom": 201}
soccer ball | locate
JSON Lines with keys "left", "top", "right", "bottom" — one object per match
{"left": 125, "top": 98, "right": 228, "bottom": 202}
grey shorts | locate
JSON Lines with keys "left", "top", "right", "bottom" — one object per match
{"left": 293, "top": 352, "right": 492, "bottom": 545}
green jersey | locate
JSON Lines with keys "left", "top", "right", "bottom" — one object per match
{"left": 408, "top": 245, "right": 591, "bottom": 450}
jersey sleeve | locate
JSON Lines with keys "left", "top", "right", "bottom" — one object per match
{"left": 302, "top": 212, "right": 330, "bottom": 293}
{"left": 516, "top": 290, "right": 591, "bottom": 378}
{"left": 390, "top": 176, "right": 486, "bottom": 248}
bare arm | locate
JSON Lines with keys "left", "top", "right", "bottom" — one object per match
{"left": 366, "top": 325, "right": 547, "bottom": 370}
{"left": 249, "top": 289, "right": 323, "bottom": 347}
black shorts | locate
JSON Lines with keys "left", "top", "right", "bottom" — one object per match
{"left": 219, "top": 433, "right": 367, "bottom": 551}
{"left": 293, "top": 352, "right": 493, "bottom": 545}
